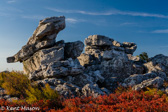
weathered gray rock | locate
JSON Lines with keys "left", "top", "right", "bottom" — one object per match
{"left": 132, "top": 64, "right": 144, "bottom": 74}
{"left": 101, "top": 54, "right": 133, "bottom": 80}
{"left": 82, "top": 84, "right": 104, "bottom": 97}
{"left": 123, "top": 42, "right": 137, "bottom": 54}
{"left": 128, "top": 54, "right": 141, "bottom": 62}
{"left": 54, "top": 83, "right": 81, "bottom": 97}
{"left": 23, "top": 45, "right": 64, "bottom": 74}
{"left": 123, "top": 72, "right": 167, "bottom": 87}
{"left": 103, "top": 77, "right": 118, "bottom": 92}
{"left": 103, "top": 49, "right": 127, "bottom": 60}
{"left": 84, "top": 35, "right": 135, "bottom": 81}
{"left": 0, "top": 88, "right": 7, "bottom": 96}
{"left": 78, "top": 53, "right": 98, "bottom": 66}
{"left": 112, "top": 40, "right": 123, "bottom": 47}
{"left": 144, "top": 54, "right": 168, "bottom": 73}
{"left": 132, "top": 77, "right": 164, "bottom": 91}
{"left": 85, "top": 35, "right": 114, "bottom": 46}
{"left": 64, "top": 41, "right": 84, "bottom": 59}
{"left": 165, "top": 87, "right": 168, "bottom": 94}
{"left": 62, "top": 71, "right": 104, "bottom": 88}
{"left": 3, "top": 95, "right": 10, "bottom": 100}
{"left": 67, "top": 74, "right": 94, "bottom": 87}
{"left": 32, "top": 78, "right": 81, "bottom": 97}
{"left": 7, "top": 16, "right": 168, "bottom": 98}
{"left": 31, "top": 78, "right": 65, "bottom": 87}
{"left": 143, "top": 71, "right": 167, "bottom": 81}
{"left": 7, "top": 16, "right": 65, "bottom": 63}
{"left": 123, "top": 74, "right": 143, "bottom": 87}
{"left": 7, "top": 97, "right": 19, "bottom": 102}
{"left": 29, "top": 58, "right": 84, "bottom": 80}
{"left": 142, "top": 72, "right": 158, "bottom": 80}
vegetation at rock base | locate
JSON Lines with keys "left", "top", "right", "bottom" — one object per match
{"left": 0, "top": 71, "right": 60, "bottom": 103}
{"left": 0, "top": 71, "right": 168, "bottom": 111}
{"left": 137, "top": 52, "right": 149, "bottom": 62}
{"left": 1, "top": 71, "right": 30, "bottom": 97}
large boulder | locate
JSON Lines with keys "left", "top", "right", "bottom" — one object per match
{"left": 29, "top": 58, "right": 84, "bottom": 80}
{"left": 123, "top": 72, "right": 167, "bottom": 87}
{"left": 123, "top": 74, "right": 144, "bottom": 87}
{"left": 23, "top": 44, "right": 64, "bottom": 74}
{"left": 7, "top": 16, "right": 65, "bottom": 63}
{"left": 84, "top": 35, "right": 114, "bottom": 46}
{"left": 144, "top": 54, "right": 168, "bottom": 74}
{"left": 101, "top": 54, "right": 133, "bottom": 80}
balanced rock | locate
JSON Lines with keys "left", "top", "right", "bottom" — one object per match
{"left": 7, "top": 16, "right": 65, "bottom": 63}
{"left": 85, "top": 35, "right": 114, "bottom": 46}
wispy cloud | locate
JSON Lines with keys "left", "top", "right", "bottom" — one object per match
{"left": 152, "top": 29, "right": 168, "bottom": 33}
{"left": 120, "top": 22, "right": 137, "bottom": 26}
{"left": 7, "top": 0, "right": 17, "bottom": 4}
{"left": 21, "top": 15, "right": 46, "bottom": 20}
{"left": 0, "top": 7, "right": 23, "bottom": 13}
{"left": 0, "top": 12, "right": 10, "bottom": 17}
{"left": 66, "top": 18, "right": 86, "bottom": 24}
{"left": 46, "top": 7, "right": 168, "bottom": 19}
{"left": 66, "top": 18, "right": 77, "bottom": 23}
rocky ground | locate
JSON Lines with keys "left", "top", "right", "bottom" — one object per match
{"left": 6, "top": 16, "right": 168, "bottom": 98}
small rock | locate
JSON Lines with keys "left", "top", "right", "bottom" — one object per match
{"left": 124, "top": 74, "right": 143, "bottom": 87}
{"left": 132, "top": 77, "right": 164, "bottom": 91}
{"left": 7, "top": 97, "right": 19, "bottom": 102}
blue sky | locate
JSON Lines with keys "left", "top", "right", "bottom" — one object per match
{"left": 0, "top": 0, "right": 168, "bottom": 71}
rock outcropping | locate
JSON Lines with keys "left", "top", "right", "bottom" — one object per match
{"left": 7, "top": 16, "right": 168, "bottom": 97}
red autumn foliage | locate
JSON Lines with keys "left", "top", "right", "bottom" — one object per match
{"left": 0, "top": 89, "right": 168, "bottom": 111}
{"left": 57, "top": 90, "right": 168, "bottom": 112}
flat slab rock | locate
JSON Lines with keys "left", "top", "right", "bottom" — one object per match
{"left": 132, "top": 77, "right": 164, "bottom": 91}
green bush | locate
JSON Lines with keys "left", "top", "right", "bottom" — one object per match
{"left": 0, "top": 71, "right": 59, "bottom": 104}
{"left": 26, "top": 84, "right": 59, "bottom": 103}
{"left": 1, "top": 71, "right": 30, "bottom": 97}
{"left": 137, "top": 52, "right": 149, "bottom": 62}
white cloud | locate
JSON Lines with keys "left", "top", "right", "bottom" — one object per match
{"left": 7, "top": 0, "right": 17, "bottom": 3}
{"left": 66, "top": 18, "right": 86, "bottom": 24}
{"left": 66, "top": 18, "right": 78, "bottom": 23}
{"left": 46, "top": 7, "right": 168, "bottom": 19}
{"left": 152, "top": 29, "right": 168, "bottom": 33}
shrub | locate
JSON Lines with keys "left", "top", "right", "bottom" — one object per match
{"left": 137, "top": 52, "right": 149, "bottom": 62}
{"left": 145, "top": 87, "right": 165, "bottom": 97}
{"left": 0, "top": 71, "right": 60, "bottom": 105}
{"left": 1, "top": 71, "right": 30, "bottom": 97}
{"left": 26, "top": 84, "right": 59, "bottom": 103}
